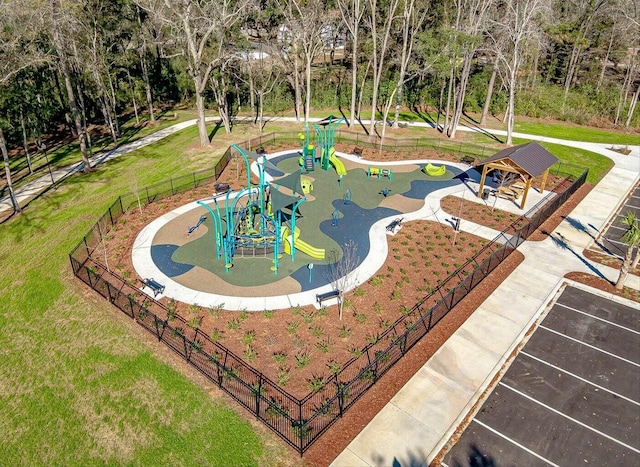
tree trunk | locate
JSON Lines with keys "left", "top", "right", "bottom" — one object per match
{"left": 615, "top": 245, "right": 633, "bottom": 290}
{"left": 356, "top": 60, "right": 371, "bottom": 125}
{"left": 305, "top": 55, "right": 312, "bottom": 124}
{"left": 530, "top": 50, "right": 538, "bottom": 91}
{"left": 443, "top": 68, "right": 454, "bottom": 136}
{"left": 0, "top": 127, "right": 21, "bottom": 213}
{"left": 248, "top": 72, "right": 256, "bottom": 123}
{"left": 293, "top": 54, "right": 303, "bottom": 123}
{"left": 20, "top": 110, "right": 33, "bottom": 174}
{"left": 107, "top": 72, "right": 121, "bottom": 138}
{"left": 624, "top": 85, "right": 639, "bottom": 129}
{"left": 436, "top": 79, "right": 445, "bottom": 132}
{"left": 506, "top": 81, "right": 515, "bottom": 145}
{"left": 480, "top": 64, "right": 497, "bottom": 126}
{"left": 140, "top": 48, "right": 155, "bottom": 123}
{"left": 596, "top": 28, "right": 615, "bottom": 94}
{"left": 631, "top": 247, "right": 639, "bottom": 270}
{"left": 60, "top": 57, "right": 90, "bottom": 172}
{"left": 195, "top": 86, "right": 209, "bottom": 146}
{"left": 614, "top": 57, "right": 636, "bottom": 125}
{"left": 258, "top": 91, "right": 264, "bottom": 133}
{"left": 349, "top": 28, "right": 358, "bottom": 128}
{"left": 449, "top": 53, "right": 473, "bottom": 138}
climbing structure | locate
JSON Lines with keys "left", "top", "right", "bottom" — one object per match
{"left": 197, "top": 145, "right": 310, "bottom": 273}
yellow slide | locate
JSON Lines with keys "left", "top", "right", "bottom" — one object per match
{"left": 293, "top": 238, "right": 326, "bottom": 259}
{"left": 328, "top": 148, "right": 347, "bottom": 176}
{"left": 282, "top": 227, "right": 326, "bottom": 259}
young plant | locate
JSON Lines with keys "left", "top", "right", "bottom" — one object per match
{"left": 241, "top": 330, "right": 256, "bottom": 346}
{"left": 316, "top": 338, "right": 331, "bottom": 353}
{"left": 272, "top": 351, "right": 287, "bottom": 364}
{"left": 295, "top": 351, "right": 310, "bottom": 369}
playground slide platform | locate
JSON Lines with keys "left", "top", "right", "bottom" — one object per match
{"left": 329, "top": 154, "right": 347, "bottom": 175}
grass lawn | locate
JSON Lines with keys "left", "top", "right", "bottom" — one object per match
{"left": 0, "top": 120, "right": 294, "bottom": 465}
{"left": 0, "top": 111, "right": 624, "bottom": 464}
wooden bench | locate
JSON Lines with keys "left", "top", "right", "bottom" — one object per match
{"left": 141, "top": 278, "right": 165, "bottom": 297}
{"left": 316, "top": 289, "right": 341, "bottom": 306}
{"left": 461, "top": 155, "right": 475, "bottom": 165}
{"left": 352, "top": 146, "right": 364, "bottom": 157}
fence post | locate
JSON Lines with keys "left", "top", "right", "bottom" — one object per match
{"left": 255, "top": 374, "right": 263, "bottom": 418}
{"left": 170, "top": 178, "right": 175, "bottom": 195}
{"left": 145, "top": 187, "right": 150, "bottom": 204}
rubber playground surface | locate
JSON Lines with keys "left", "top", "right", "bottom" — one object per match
{"left": 133, "top": 150, "right": 478, "bottom": 305}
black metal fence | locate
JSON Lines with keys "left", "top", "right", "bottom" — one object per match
{"left": 69, "top": 132, "right": 588, "bottom": 454}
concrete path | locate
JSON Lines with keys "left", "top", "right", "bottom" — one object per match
{"left": 330, "top": 144, "right": 639, "bottom": 465}
{"left": 2, "top": 115, "right": 638, "bottom": 213}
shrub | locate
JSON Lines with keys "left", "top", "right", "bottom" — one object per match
{"left": 295, "top": 352, "right": 310, "bottom": 368}
{"left": 273, "top": 351, "right": 287, "bottom": 364}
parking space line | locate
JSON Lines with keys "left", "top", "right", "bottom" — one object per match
{"left": 471, "top": 418, "right": 560, "bottom": 467}
{"left": 539, "top": 325, "right": 640, "bottom": 367}
{"left": 520, "top": 351, "right": 640, "bottom": 406}
{"left": 555, "top": 303, "right": 640, "bottom": 335}
{"left": 605, "top": 237, "right": 627, "bottom": 247}
{"left": 499, "top": 382, "right": 640, "bottom": 454}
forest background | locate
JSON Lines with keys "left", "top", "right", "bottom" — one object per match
{"left": 1, "top": 0, "right": 639, "bottom": 214}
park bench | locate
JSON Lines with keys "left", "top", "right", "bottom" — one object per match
{"left": 316, "top": 289, "right": 341, "bottom": 306}
{"left": 386, "top": 217, "right": 404, "bottom": 233}
{"left": 141, "top": 278, "right": 165, "bottom": 297}
{"left": 352, "top": 146, "right": 364, "bottom": 157}
{"left": 461, "top": 155, "right": 475, "bottom": 165}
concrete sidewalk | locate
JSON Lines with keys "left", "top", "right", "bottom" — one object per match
{"left": 330, "top": 148, "right": 639, "bottom": 465}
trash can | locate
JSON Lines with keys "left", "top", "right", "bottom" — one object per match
{"left": 481, "top": 188, "right": 490, "bottom": 200}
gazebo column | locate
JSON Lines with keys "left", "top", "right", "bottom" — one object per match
{"left": 520, "top": 176, "right": 533, "bottom": 209}
{"left": 539, "top": 168, "right": 550, "bottom": 193}
{"left": 477, "top": 164, "right": 490, "bottom": 198}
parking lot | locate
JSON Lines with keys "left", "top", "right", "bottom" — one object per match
{"left": 443, "top": 285, "right": 640, "bottom": 466}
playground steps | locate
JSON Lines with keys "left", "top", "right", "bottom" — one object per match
{"left": 304, "top": 156, "right": 314, "bottom": 172}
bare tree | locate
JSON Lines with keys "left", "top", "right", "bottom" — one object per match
{"left": 447, "top": 0, "right": 494, "bottom": 139}
{"left": 239, "top": 52, "right": 283, "bottom": 133}
{"left": 49, "top": 0, "right": 92, "bottom": 172}
{"left": 275, "top": 0, "right": 335, "bottom": 124}
{"left": 480, "top": 59, "right": 498, "bottom": 126}
{"left": 326, "top": 240, "right": 361, "bottom": 320}
{"left": 391, "top": 0, "right": 430, "bottom": 129}
{"left": 0, "top": 0, "right": 51, "bottom": 213}
{"left": 137, "top": 0, "right": 253, "bottom": 146}
{"left": 488, "top": 0, "right": 550, "bottom": 145}
{"left": 367, "top": 0, "right": 401, "bottom": 135}
{"left": 337, "top": 0, "right": 367, "bottom": 127}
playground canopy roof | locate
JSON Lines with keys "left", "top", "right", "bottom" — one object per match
{"left": 479, "top": 141, "right": 558, "bottom": 177}
{"left": 269, "top": 170, "right": 305, "bottom": 212}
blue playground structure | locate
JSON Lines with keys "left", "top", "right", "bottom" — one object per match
{"left": 196, "top": 144, "right": 318, "bottom": 274}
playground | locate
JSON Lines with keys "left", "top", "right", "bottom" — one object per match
{"left": 130, "top": 119, "right": 559, "bottom": 312}
{"left": 132, "top": 144, "right": 477, "bottom": 309}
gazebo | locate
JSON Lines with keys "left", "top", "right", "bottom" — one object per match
{"left": 476, "top": 141, "right": 559, "bottom": 209}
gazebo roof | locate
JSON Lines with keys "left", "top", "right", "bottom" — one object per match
{"left": 480, "top": 142, "right": 558, "bottom": 177}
